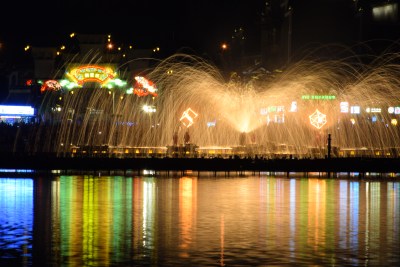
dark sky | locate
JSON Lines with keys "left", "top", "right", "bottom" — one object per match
{"left": 1, "top": 0, "right": 399, "bottom": 58}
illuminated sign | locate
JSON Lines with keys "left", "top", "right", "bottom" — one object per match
{"left": 207, "top": 121, "right": 216, "bottom": 127}
{"left": 388, "top": 107, "right": 400, "bottom": 114}
{"left": 309, "top": 109, "right": 327, "bottom": 129}
{"left": 133, "top": 76, "right": 158, "bottom": 97}
{"left": 180, "top": 108, "right": 198, "bottom": 128}
{"left": 274, "top": 114, "right": 285, "bottom": 123}
{"left": 302, "top": 95, "right": 336, "bottom": 100}
{"left": 0, "top": 105, "right": 35, "bottom": 116}
{"left": 290, "top": 101, "right": 297, "bottom": 112}
{"left": 366, "top": 107, "right": 381, "bottom": 113}
{"left": 260, "top": 108, "right": 268, "bottom": 115}
{"left": 260, "top": 106, "right": 284, "bottom": 114}
{"left": 66, "top": 65, "right": 115, "bottom": 86}
{"left": 142, "top": 105, "right": 156, "bottom": 113}
{"left": 350, "top": 106, "right": 360, "bottom": 114}
{"left": 40, "top": 80, "right": 62, "bottom": 93}
{"left": 340, "top": 102, "right": 349, "bottom": 113}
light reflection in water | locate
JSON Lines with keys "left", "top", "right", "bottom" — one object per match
{"left": 143, "top": 178, "right": 155, "bottom": 251}
{"left": 0, "top": 175, "right": 399, "bottom": 266}
{"left": 0, "top": 178, "right": 33, "bottom": 266}
{"left": 179, "top": 177, "right": 197, "bottom": 258}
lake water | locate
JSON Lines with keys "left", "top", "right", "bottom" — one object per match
{"left": 1, "top": 172, "right": 399, "bottom": 266}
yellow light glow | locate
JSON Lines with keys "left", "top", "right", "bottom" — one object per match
{"left": 180, "top": 108, "right": 198, "bottom": 128}
{"left": 67, "top": 65, "right": 116, "bottom": 86}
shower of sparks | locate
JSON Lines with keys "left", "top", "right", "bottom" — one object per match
{"left": 22, "top": 50, "right": 400, "bottom": 155}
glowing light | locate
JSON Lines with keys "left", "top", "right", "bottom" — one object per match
{"left": 66, "top": 65, "right": 116, "bottom": 86}
{"left": 372, "top": 3, "right": 398, "bottom": 21}
{"left": 365, "top": 107, "right": 381, "bottom": 113}
{"left": 40, "top": 80, "right": 62, "bottom": 93}
{"left": 309, "top": 109, "right": 327, "bottom": 129}
{"left": 340, "top": 102, "right": 349, "bottom": 113}
{"left": 350, "top": 106, "right": 360, "bottom": 114}
{"left": 302, "top": 95, "right": 336, "bottom": 100}
{"left": 391, "top": 119, "right": 398, "bottom": 126}
{"left": 143, "top": 105, "right": 156, "bottom": 113}
{"left": 290, "top": 101, "right": 297, "bottom": 112}
{"left": 23, "top": 52, "right": 400, "bottom": 156}
{"left": 0, "top": 105, "right": 35, "bottom": 116}
{"left": 180, "top": 108, "right": 198, "bottom": 128}
{"left": 395, "top": 107, "right": 400, "bottom": 114}
{"left": 133, "top": 76, "right": 158, "bottom": 97}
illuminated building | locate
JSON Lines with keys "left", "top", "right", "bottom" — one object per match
{"left": 354, "top": 0, "right": 399, "bottom": 43}
{"left": 260, "top": 0, "right": 292, "bottom": 69}
{"left": 1, "top": 33, "right": 154, "bottom": 117}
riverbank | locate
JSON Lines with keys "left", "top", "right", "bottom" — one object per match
{"left": 1, "top": 155, "right": 400, "bottom": 175}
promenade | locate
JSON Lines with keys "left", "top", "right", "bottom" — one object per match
{"left": 1, "top": 155, "right": 400, "bottom": 176}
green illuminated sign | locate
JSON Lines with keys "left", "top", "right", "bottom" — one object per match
{"left": 301, "top": 95, "right": 336, "bottom": 100}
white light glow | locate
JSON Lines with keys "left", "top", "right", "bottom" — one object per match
{"left": 0, "top": 105, "right": 35, "bottom": 116}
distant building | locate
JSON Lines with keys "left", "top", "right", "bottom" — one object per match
{"left": 355, "top": 0, "right": 399, "bottom": 46}
{"left": 1, "top": 33, "right": 154, "bottom": 111}
{"left": 260, "top": 0, "right": 292, "bottom": 70}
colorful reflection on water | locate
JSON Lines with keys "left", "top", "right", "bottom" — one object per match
{"left": 0, "top": 175, "right": 399, "bottom": 266}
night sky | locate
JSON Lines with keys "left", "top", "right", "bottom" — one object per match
{"left": 0, "top": 0, "right": 399, "bottom": 59}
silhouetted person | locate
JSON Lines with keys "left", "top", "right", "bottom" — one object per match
{"left": 184, "top": 130, "right": 190, "bottom": 145}
{"left": 173, "top": 131, "right": 178, "bottom": 146}
{"left": 239, "top": 132, "right": 246, "bottom": 146}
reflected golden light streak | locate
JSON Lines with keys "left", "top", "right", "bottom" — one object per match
{"left": 179, "top": 177, "right": 197, "bottom": 257}
{"left": 308, "top": 179, "right": 326, "bottom": 250}
{"left": 220, "top": 214, "right": 225, "bottom": 266}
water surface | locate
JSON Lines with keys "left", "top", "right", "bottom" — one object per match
{"left": 1, "top": 174, "right": 399, "bottom": 266}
